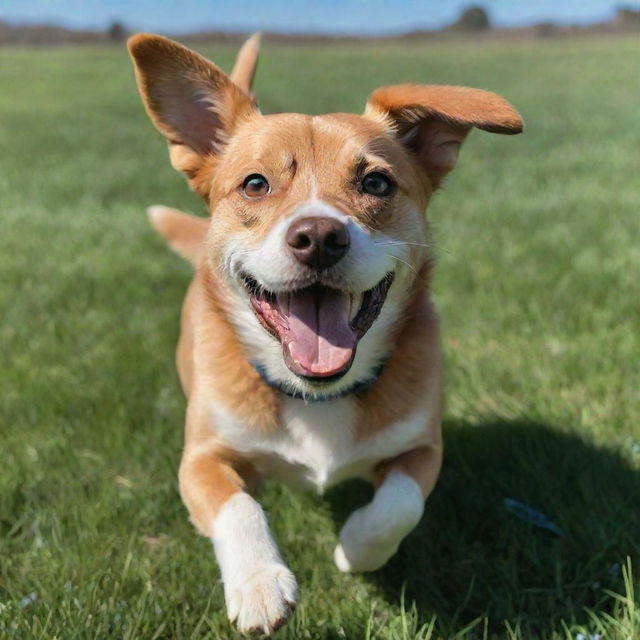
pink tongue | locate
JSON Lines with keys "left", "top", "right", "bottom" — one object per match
{"left": 279, "top": 288, "right": 356, "bottom": 377}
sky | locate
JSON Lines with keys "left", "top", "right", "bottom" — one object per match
{"left": 0, "top": 0, "right": 635, "bottom": 35}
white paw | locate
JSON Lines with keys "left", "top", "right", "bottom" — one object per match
{"left": 225, "top": 562, "right": 297, "bottom": 635}
{"left": 334, "top": 472, "right": 424, "bottom": 573}
{"left": 334, "top": 535, "right": 399, "bottom": 573}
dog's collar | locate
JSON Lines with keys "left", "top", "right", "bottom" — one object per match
{"left": 252, "top": 361, "right": 386, "bottom": 402}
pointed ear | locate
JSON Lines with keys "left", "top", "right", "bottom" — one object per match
{"left": 128, "top": 34, "right": 256, "bottom": 198}
{"left": 365, "top": 84, "right": 523, "bottom": 187}
{"left": 230, "top": 32, "right": 261, "bottom": 103}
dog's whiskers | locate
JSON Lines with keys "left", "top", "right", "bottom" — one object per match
{"left": 377, "top": 239, "right": 452, "bottom": 255}
{"left": 385, "top": 254, "right": 418, "bottom": 276}
{"left": 375, "top": 241, "right": 431, "bottom": 249}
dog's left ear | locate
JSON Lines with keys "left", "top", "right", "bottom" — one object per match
{"left": 365, "top": 84, "right": 523, "bottom": 187}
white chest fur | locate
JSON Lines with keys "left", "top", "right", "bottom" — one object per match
{"left": 211, "top": 397, "right": 429, "bottom": 493}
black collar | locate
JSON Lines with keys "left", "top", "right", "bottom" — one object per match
{"left": 253, "top": 361, "right": 386, "bottom": 402}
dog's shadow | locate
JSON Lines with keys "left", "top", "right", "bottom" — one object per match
{"left": 325, "top": 419, "right": 640, "bottom": 634}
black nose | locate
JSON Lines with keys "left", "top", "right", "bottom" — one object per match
{"left": 286, "top": 216, "right": 350, "bottom": 270}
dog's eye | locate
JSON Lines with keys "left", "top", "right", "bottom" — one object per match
{"left": 242, "top": 174, "right": 270, "bottom": 199}
{"left": 361, "top": 172, "right": 394, "bottom": 197}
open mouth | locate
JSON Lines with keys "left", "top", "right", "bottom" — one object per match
{"left": 242, "top": 273, "right": 394, "bottom": 382}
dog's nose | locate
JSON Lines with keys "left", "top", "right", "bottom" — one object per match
{"left": 286, "top": 216, "right": 350, "bottom": 270}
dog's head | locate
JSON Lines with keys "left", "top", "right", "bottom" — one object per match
{"left": 129, "top": 34, "right": 522, "bottom": 396}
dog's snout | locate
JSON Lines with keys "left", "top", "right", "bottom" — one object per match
{"left": 286, "top": 216, "right": 350, "bottom": 270}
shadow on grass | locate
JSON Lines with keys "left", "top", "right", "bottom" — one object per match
{"left": 326, "top": 419, "right": 640, "bottom": 635}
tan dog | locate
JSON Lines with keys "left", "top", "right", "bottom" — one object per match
{"left": 128, "top": 33, "right": 522, "bottom": 635}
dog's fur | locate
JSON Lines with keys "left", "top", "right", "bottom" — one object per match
{"left": 129, "top": 33, "right": 522, "bottom": 634}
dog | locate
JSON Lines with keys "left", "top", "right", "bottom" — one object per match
{"left": 128, "top": 32, "right": 522, "bottom": 634}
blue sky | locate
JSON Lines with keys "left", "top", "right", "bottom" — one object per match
{"left": 0, "top": 0, "right": 634, "bottom": 35}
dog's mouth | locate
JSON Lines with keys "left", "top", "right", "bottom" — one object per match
{"left": 242, "top": 273, "right": 394, "bottom": 381}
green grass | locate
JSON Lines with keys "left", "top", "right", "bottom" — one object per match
{"left": 1, "top": 35, "right": 639, "bottom": 639}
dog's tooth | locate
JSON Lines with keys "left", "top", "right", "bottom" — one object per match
{"left": 276, "top": 292, "right": 289, "bottom": 315}
{"left": 349, "top": 293, "right": 362, "bottom": 322}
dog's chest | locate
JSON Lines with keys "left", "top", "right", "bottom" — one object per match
{"left": 212, "top": 397, "right": 427, "bottom": 493}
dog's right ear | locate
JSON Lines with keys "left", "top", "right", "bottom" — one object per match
{"left": 128, "top": 34, "right": 256, "bottom": 200}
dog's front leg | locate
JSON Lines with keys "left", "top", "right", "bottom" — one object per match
{"left": 334, "top": 444, "right": 442, "bottom": 573}
{"left": 179, "top": 444, "right": 297, "bottom": 634}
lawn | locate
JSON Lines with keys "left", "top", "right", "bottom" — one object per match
{"left": 0, "top": 35, "right": 639, "bottom": 639}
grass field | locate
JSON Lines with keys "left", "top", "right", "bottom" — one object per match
{"left": 1, "top": 35, "right": 639, "bottom": 639}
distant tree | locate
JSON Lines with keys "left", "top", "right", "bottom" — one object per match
{"left": 616, "top": 6, "right": 640, "bottom": 29}
{"left": 107, "top": 21, "right": 127, "bottom": 42}
{"left": 453, "top": 6, "right": 491, "bottom": 31}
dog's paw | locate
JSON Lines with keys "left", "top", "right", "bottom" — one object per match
{"left": 334, "top": 536, "right": 398, "bottom": 573}
{"left": 334, "top": 472, "right": 424, "bottom": 573}
{"left": 334, "top": 506, "right": 405, "bottom": 572}
{"left": 225, "top": 562, "right": 297, "bottom": 635}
